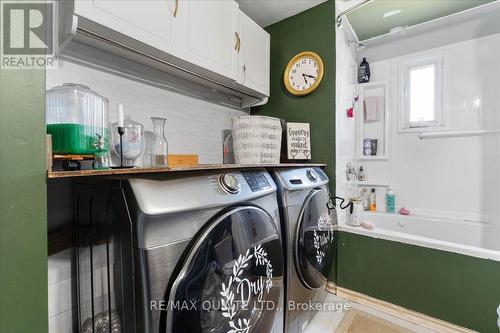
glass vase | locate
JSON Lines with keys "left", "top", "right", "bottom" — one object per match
{"left": 111, "top": 116, "right": 145, "bottom": 167}
{"left": 150, "top": 117, "right": 168, "bottom": 167}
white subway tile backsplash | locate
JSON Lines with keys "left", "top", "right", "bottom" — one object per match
{"left": 48, "top": 249, "right": 73, "bottom": 286}
{"left": 46, "top": 60, "right": 246, "bottom": 165}
{"left": 49, "top": 308, "right": 76, "bottom": 333}
{"left": 48, "top": 278, "right": 73, "bottom": 317}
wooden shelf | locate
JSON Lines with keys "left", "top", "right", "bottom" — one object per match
{"left": 47, "top": 163, "right": 327, "bottom": 179}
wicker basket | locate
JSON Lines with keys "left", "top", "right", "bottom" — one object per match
{"left": 232, "top": 116, "right": 282, "bottom": 164}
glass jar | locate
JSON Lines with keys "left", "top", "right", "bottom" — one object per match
{"left": 150, "top": 117, "right": 168, "bottom": 167}
{"left": 46, "top": 83, "right": 109, "bottom": 155}
{"left": 111, "top": 116, "right": 145, "bottom": 167}
{"left": 93, "top": 134, "right": 111, "bottom": 170}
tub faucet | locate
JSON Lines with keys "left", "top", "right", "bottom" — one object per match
{"left": 346, "top": 162, "right": 357, "bottom": 181}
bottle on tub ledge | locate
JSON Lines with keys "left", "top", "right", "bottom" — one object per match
{"left": 360, "top": 188, "right": 369, "bottom": 211}
{"left": 369, "top": 188, "right": 376, "bottom": 212}
{"left": 386, "top": 187, "right": 396, "bottom": 213}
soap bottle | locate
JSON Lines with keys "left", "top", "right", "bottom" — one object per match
{"left": 358, "top": 166, "right": 366, "bottom": 181}
{"left": 358, "top": 57, "right": 371, "bottom": 83}
{"left": 386, "top": 187, "right": 396, "bottom": 213}
{"left": 361, "top": 188, "right": 369, "bottom": 210}
{"left": 369, "top": 188, "right": 376, "bottom": 211}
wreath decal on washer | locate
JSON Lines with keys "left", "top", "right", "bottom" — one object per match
{"left": 220, "top": 244, "right": 273, "bottom": 333}
{"left": 313, "top": 212, "right": 335, "bottom": 265}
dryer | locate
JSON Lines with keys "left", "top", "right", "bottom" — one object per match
{"left": 272, "top": 168, "right": 337, "bottom": 333}
{"left": 121, "top": 170, "right": 285, "bottom": 333}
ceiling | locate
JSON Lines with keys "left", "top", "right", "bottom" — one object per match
{"left": 236, "top": 0, "right": 327, "bottom": 27}
{"left": 346, "top": 0, "right": 496, "bottom": 41}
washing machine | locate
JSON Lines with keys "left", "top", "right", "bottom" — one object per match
{"left": 118, "top": 169, "right": 285, "bottom": 333}
{"left": 272, "top": 167, "right": 337, "bottom": 333}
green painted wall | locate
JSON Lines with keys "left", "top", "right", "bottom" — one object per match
{"left": 0, "top": 68, "right": 47, "bottom": 329}
{"left": 253, "top": 0, "right": 336, "bottom": 193}
{"left": 337, "top": 231, "right": 500, "bottom": 332}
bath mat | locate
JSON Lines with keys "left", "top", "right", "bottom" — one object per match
{"left": 336, "top": 309, "right": 417, "bottom": 333}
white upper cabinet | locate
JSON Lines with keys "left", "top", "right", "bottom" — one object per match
{"left": 74, "top": 0, "right": 178, "bottom": 54}
{"left": 70, "top": 0, "right": 269, "bottom": 101}
{"left": 237, "top": 11, "right": 270, "bottom": 96}
{"left": 180, "top": 0, "right": 239, "bottom": 81}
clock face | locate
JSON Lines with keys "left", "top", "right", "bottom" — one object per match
{"left": 288, "top": 57, "right": 319, "bottom": 91}
{"left": 284, "top": 51, "right": 324, "bottom": 96}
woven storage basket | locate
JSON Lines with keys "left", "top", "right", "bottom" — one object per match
{"left": 232, "top": 116, "right": 282, "bottom": 164}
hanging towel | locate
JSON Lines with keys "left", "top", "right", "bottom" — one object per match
{"left": 364, "top": 96, "right": 379, "bottom": 123}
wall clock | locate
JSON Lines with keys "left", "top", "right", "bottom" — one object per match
{"left": 283, "top": 51, "right": 324, "bottom": 96}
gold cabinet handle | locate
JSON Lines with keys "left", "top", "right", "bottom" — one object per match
{"left": 173, "top": 0, "right": 179, "bottom": 17}
{"left": 235, "top": 32, "right": 241, "bottom": 52}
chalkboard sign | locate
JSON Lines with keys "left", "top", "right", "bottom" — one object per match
{"left": 287, "top": 122, "right": 311, "bottom": 160}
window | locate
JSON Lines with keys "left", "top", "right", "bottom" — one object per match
{"left": 399, "top": 54, "right": 444, "bottom": 131}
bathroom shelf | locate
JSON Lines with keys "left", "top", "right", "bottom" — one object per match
{"left": 356, "top": 81, "right": 390, "bottom": 161}
{"left": 345, "top": 180, "right": 389, "bottom": 187}
{"left": 47, "top": 163, "right": 327, "bottom": 179}
{"left": 356, "top": 182, "right": 389, "bottom": 187}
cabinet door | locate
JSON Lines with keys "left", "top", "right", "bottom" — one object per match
{"left": 74, "top": 0, "right": 177, "bottom": 54}
{"left": 237, "top": 11, "right": 270, "bottom": 96}
{"left": 182, "top": 0, "right": 239, "bottom": 80}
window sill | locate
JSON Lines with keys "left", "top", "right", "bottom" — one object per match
{"left": 397, "top": 126, "right": 448, "bottom": 134}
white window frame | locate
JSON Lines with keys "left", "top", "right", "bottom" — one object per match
{"left": 398, "top": 53, "right": 446, "bottom": 132}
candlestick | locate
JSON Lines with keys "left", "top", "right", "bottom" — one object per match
{"left": 118, "top": 104, "right": 124, "bottom": 128}
{"left": 110, "top": 123, "right": 134, "bottom": 169}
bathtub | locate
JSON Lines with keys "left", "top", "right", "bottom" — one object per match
{"left": 338, "top": 211, "right": 500, "bottom": 262}
{"left": 335, "top": 211, "right": 500, "bottom": 332}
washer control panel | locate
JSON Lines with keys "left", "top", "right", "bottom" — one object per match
{"left": 314, "top": 167, "right": 328, "bottom": 181}
{"left": 275, "top": 167, "right": 329, "bottom": 191}
{"left": 306, "top": 169, "right": 318, "bottom": 182}
{"left": 242, "top": 171, "right": 271, "bottom": 192}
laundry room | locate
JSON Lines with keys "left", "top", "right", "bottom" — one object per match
{"left": 2, "top": 1, "right": 500, "bottom": 333}
{"left": 44, "top": 1, "right": 337, "bottom": 332}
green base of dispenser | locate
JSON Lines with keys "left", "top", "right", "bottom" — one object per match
{"left": 47, "top": 124, "right": 109, "bottom": 155}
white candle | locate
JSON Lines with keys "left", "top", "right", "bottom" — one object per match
{"left": 118, "top": 104, "right": 124, "bottom": 127}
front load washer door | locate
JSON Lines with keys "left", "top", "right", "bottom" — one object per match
{"left": 294, "top": 189, "right": 336, "bottom": 290}
{"left": 163, "top": 205, "right": 284, "bottom": 333}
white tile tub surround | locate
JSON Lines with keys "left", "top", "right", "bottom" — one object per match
{"left": 352, "top": 32, "right": 500, "bottom": 229}
{"left": 46, "top": 59, "right": 246, "bottom": 165}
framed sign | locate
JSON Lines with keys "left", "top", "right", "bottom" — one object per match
{"left": 287, "top": 122, "right": 311, "bottom": 160}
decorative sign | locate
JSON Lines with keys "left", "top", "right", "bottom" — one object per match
{"left": 220, "top": 244, "right": 273, "bottom": 333}
{"left": 287, "top": 122, "right": 311, "bottom": 160}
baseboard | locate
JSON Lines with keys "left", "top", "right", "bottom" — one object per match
{"left": 329, "top": 286, "right": 477, "bottom": 333}
{"left": 326, "top": 281, "right": 337, "bottom": 294}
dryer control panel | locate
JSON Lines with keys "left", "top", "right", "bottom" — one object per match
{"left": 242, "top": 171, "right": 272, "bottom": 192}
